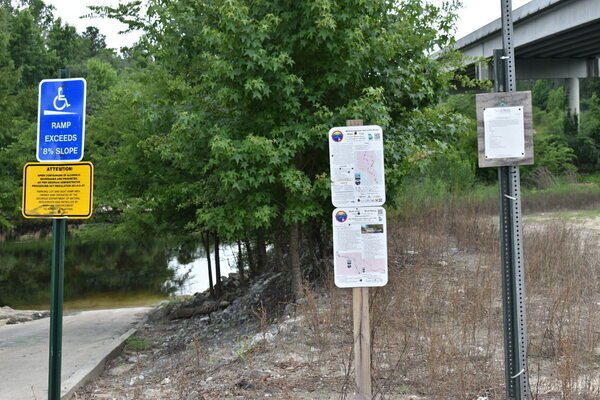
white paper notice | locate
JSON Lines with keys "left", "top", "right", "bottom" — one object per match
{"left": 328, "top": 125, "right": 385, "bottom": 207}
{"left": 483, "top": 106, "right": 525, "bottom": 159}
{"left": 332, "top": 207, "right": 387, "bottom": 288}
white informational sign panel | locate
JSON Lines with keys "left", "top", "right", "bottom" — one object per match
{"left": 328, "top": 125, "right": 385, "bottom": 207}
{"left": 483, "top": 106, "right": 525, "bottom": 159}
{"left": 332, "top": 207, "right": 387, "bottom": 288}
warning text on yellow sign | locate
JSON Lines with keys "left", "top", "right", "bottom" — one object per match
{"left": 22, "top": 162, "right": 94, "bottom": 219}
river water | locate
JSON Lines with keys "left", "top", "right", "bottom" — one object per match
{"left": 169, "top": 244, "right": 238, "bottom": 295}
{"left": 0, "top": 234, "right": 239, "bottom": 309}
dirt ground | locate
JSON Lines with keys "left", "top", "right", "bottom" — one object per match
{"left": 66, "top": 210, "right": 600, "bottom": 399}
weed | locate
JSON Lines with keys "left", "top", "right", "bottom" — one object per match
{"left": 301, "top": 281, "right": 328, "bottom": 349}
{"left": 234, "top": 340, "right": 255, "bottom": 361}
{"left": 125, "top": 336, "right": 153, "bottom": 352}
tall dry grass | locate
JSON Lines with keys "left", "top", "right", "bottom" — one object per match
{"left": 310, "top": 185, "right": 600, "bottom": 399}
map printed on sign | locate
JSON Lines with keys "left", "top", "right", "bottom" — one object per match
{"left": 329, "top": 125, "right": 385, "bottom": 207}
{"left": 332, "top": 207, "right": 387, "bottom": 288}
{"left": 37, "top": 78, "right": 86, "bottom": 162}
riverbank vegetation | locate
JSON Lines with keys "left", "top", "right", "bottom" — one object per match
{"left": 74, "top": 183, "right": 600, "bottom": 399}
{"left": 1, "top": 0, "right": 473, "bottom": 302}
{"left": 0, "top": 0, "right": 599, "bottom": 307}
{"left": 1, "top": 1, "right": 599, "bottom": 397}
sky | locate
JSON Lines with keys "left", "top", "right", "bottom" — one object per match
{"left": 45, "top": 0, "right": 142, "bottom": 50}
{"left": 434, "top": 0, "right": 534, "bottom": 39}
{"left": 45, "top": 0, "right": 535, "bottom": 50}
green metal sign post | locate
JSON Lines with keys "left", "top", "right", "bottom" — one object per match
{"left": 48, "top": 218, "right": 65, "bottom": 400}
{"left": 48, "top": 68, "right": 69, "bottom": 400}
{"left": 21, "top": 67, "right": 91, "bottom": 399}
{"left": 497, "top": 1, "right": 530, "bottom": 398}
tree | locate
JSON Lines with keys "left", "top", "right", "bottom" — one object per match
{"left": 0, "top": 1, "right": 127, "bottom": 232}
{"left": 84, "top": 58, "right": 117, "bottom": 112}
{"left": 82, "top": 26, "right": 107, "bottom": 57}
{"left": 577, "top": 94, "right": 600, "bottom": 170}
{"left": 0, "top": 8, "right": 19, "bottom": 229}
{"left": 90, "top": 0, "right": 466, "bottom": 297}
{"left": 47, "top": 18, "right": 85, "bottom": 66}
{"left": 9, "top": 9, "right": 59, "bottom": 86}
{"left": 16, "top": 0, "right": 55, "bottom": 29}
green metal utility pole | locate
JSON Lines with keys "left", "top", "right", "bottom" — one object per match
{"left": 48, "top": 68, "right": 69, "bottom": 400}
{"left": 496, "top": 1, "right": 530, "bottom": 399}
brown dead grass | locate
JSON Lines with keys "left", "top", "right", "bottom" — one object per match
{"left": 75, "top": 187, "right": 600, "bottom": 400}
{"left": 299, "top": 191, "right": 600, "bottom": 399}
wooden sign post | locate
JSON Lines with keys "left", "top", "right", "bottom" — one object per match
{"left": 347, "top": 119, "right": 372, "bottom": 400}
{"left": 329, "top": 118, "right": 388, "bottom": 399}
{"left": 353, "top": 286, "right": 371, "bottom": 399}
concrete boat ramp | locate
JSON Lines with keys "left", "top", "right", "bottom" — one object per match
{"left": 0, "top": 307, "right": 152, "bottom": 400}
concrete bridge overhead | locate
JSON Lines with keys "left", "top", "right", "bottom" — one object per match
{"left": 455, "top": 0, "right": 600, "bottom": 114}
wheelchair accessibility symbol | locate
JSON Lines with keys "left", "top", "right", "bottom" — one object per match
{"left": 37, "top": 77, "right": 87, "bottom": 161}
{"left": 41, "top": 79, "right": 85, "bottom": 116}
{"left": 53, "top": 86, "right": 70, "bottom": 111}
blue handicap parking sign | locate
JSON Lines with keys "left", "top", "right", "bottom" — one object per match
{"left": 37, "top": 78, "right": 87, "bottom": 162}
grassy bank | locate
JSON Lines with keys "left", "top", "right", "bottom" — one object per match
{"left": 310, "top": 178, "right": 600, "bottom": 398}
{"left": 70, "top": 178, "right": 600, "bottom": 399}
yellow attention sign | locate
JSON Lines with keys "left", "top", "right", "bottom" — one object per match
{"left": 22, "top": 162, "right": 94, "bottom": 219}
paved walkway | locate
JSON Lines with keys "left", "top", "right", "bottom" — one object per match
{"left": 0, "top": 307, "right": 152, "bottom": 400}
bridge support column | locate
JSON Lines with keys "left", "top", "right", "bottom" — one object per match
{"left": 568, "top": 77, "right": 580, "bottom": 118}
{"left": 476, "top": 60, "right": 491, "bottom": 80}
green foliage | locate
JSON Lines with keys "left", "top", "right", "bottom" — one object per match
{"left": 578, "top": 94, "right": 600, "bottom": 170}
{"left": 125, "top": 336, "right": 153, "bottom": 351}
{"left": 529, "top": 83, "right": 600, "bottom": 175}
{"left": 399, "top": 144, "right": 478, "bottom": 211}
{"left": 546, "top": 86, "right": 567, "bottom": 112}
{"left": 84, "top": 58, "right": 118, "bottom": 112}
{"left": 88, "top": 0, "right": 469, "bottom": 245}
{"left": 0, "top": 0, "right": 132, "bottom": 232}
{"left": 446, "top": 93, "right": 476, "bottom": 120}
{"left": 8, "top": 8, "right": 58, "bottom": 86}
{"left": 532, "top": 79, "right": 551, "bottom": 110}
{"left": 48, "top": 18, "right": 83, "bottom": 65}
{"left": 82, "top": 26, "right": 107, "bottom": 57}
{"left": 529, "top": 134, "right": 576, "bottom": 176}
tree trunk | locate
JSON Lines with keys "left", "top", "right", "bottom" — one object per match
{"left": 214, "top": 234, "right": 222, "bottom": 298}
{"left": 307, "top": 229, "right": 319, "bottom": 279}
{"left": 314, "top": 224, "right": 327, "bottom": 275}
{"left": 244, "top": 238, "right": 256, "bottom": 278}
{"left": 272, "top": 230, "right": 285, "bottom": 272}
{"left": 255, "top": 231, "right": 267, "bottom": 274}
{"left": 203, "top": 232, "right": 214, "bottom": 299}
{"left": 289, "top": 221, "right": 303, "bottom": 299}
{"left": 237, "top": 240, "right": 245, "bottom": 286}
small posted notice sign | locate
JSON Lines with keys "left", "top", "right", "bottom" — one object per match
{"left": 22, "top": 162, "right": 94, "bottom": 219}
{"left": 476, "top": 91, "right": 533, "bottom": 167}
{"left": 332, "top": 207, "right": 387, "bottom": 288}
{"left": 483, "top": 106, "right": 525, "bottom": 159}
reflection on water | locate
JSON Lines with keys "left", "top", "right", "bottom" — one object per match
{"left": 23, "top": 292, "right": 168, "bottom": 312}
{"left": 0, "top": 232, "right": 178, "bottom": 309}
{"left": 0, "top": 230, "right": 242, "bottom": 309}
{"left": 169, "top": 245, "right": 238, "bottom": 295}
